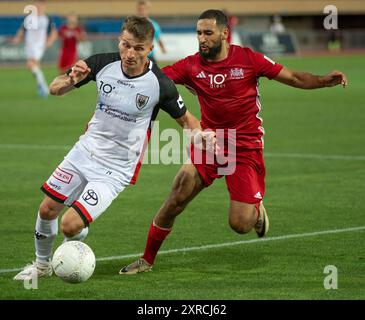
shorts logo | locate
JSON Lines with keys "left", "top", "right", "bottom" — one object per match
{"left": 136, "top": 93, "right": 149, "bottom": 110}
{"left": 53, "top": 167, "right": 73, "bottom": 184}
{"left": 82, "top": 189, "right": 99, "bottom": 206}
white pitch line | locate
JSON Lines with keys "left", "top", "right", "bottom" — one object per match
{"left": 1, "top": 144, "right": 365, "bottom": 161}
{"left": 264, "top": 152, "right": 365, "bottom": 161}
{"left": 1, "top": 226, "right": 364, "bottom": 274}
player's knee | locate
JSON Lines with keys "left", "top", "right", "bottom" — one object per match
{"left": 166, "top": 192, "right": 187, "bottom": 214}
{"left": 167, "top": 171, "right": 193, "bottom": 212}
{"left": 60, "top": 217, "right": 83, "bottom": 238}
{"left": 229, "top": 215, "right": 254, "bottom": 234}
{"left": 229, "top": 221, "right": 252, "bottom": 234}
{"left": 39, "top": 201, "right": 60, "bottom": 220}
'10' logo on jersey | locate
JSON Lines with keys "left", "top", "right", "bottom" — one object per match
{"left": 208, "top": 74, "right": 227, "bottom": 88}
{"left": 99, "top": 80, "right": 115, "bottom": 95}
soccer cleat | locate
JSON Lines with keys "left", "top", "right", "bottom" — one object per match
{"left": 255, "top": 202, "right": 269, "bottom": 238}
{"left": 13, "top": 261, "right": 53, "bottom": 281}
{"left": 37, "top": 84, "right": 49, "bottom": 98}
{"left": 119, "top": 258, "right": 152, "bottom": 275}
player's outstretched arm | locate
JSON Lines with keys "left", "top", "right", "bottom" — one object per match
{"left": 274, "top": 67, "right": 348, "bottom": 89}
{"left": 11, "top": 27, "right": 24, "bottom": 44}
{"left": 175, "top": 111, "right": 217, "bottom": 153}
{"left": 49, "top": 60, "right": 91, "bottom": 96}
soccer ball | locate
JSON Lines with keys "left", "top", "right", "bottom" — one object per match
{"left": 51, "top": 241, "right": 96, "bottom": 283}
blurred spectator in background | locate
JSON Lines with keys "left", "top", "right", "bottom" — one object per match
{"left": 223, "top": 9, "right": 238, "bottom": 44}
{"left": 12, "top": 0, "right": 57, "bottom": 97}
{"left": 270, "top": 15, "right": 286, "bottom": 34}
{"left": 136, "top": 0, "right": 167, "bottom": 63}
{"left": 58, "top": 14, "right": 86, "bottom": 74}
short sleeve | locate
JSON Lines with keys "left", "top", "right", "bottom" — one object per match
{"left": 249, "top": 49, "right": 283, "bottom": 79}
{"left": 47, "top": 17, "right": 56, "bottom": 35}
{"left": 158, "top": 76, "right": 187, "bottom": 119}
{"left": 73, "top": 52, "right": 120, "bottom": 88}
{"left": 162, "top": 57, "right": 190, "bottom": 85}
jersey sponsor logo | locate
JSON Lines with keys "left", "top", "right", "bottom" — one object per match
{"left": 136, "top": 93, "right": 150, "bottom": 110}
{"left": 208, "top": 73, "right": 227, "bottom": 88}
{"left": 82, "top": 189, "right": 99, "bottom": 206}
{"left": 196, "top": 71, "right": 206, "bottom": 78}
{"left": 52, "top": 167, "right": 73, "bottom": 184}
{"left": 99, "top": 80, "right": 115, "bottom": 95}
{"left": 177, "top": 94, "right": 185, "bottom": 109}
{"left": 117, "top": 79, "right": 135, "bottom": 89}
{"left": 230, "top": 68, "right": 245, "bottom": 79}
{"left": 97, "top": 103, "right": 137, "bottom": 123}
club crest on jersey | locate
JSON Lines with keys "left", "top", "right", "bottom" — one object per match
{"left": 136, "top": 93, "right": 149, "bottom": 110}
{"left": 230, "top": 68, "right": 244, "bottom": 79}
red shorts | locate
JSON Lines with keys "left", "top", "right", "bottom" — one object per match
{"left": 190, "top": 146, "right": 266, "bottom": 204}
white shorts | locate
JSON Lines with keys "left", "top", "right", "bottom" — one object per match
{"left": 41, "top": 146, "right": 126, "bottom": 226}
{"left": 25, "top": 44, "right": 45, "bottom": 61}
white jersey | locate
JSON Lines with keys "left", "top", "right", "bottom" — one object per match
{"left": 72, "top": 52, "right": 187, "bottom": 186}
{"left": 23, "top": 15, "right": 53, "bottom": 59}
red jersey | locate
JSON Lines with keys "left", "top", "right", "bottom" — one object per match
{"left": 162, "top": 45, "right": 283, "bottom": 150}
{"left": 58, "top": 25, "right": 83, "bottom": 69}
{"left": 59, "top": 25, "right": 82, "bottom": 53}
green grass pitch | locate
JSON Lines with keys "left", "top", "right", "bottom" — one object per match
{"left": 0, "top": 55, "right": 364, "bottom": 299}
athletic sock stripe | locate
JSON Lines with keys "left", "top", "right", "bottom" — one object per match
{"left": 40, "top": 183, "right": 66, "bottom": 203}
{"left": 72, "top": 201, "right": 93, "bottom": 225}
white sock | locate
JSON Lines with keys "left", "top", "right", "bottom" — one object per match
{"left": 31, "top": 66, "right": 48, "bottom": 92}
{"left": 63, "top": 227, "right": 89, "bottom": 243}
{"left": 35, "top": 212, "right": 58, "bottom": 264}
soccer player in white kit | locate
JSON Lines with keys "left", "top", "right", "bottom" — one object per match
{"left": 14, "top": 15, "right": 214, "bottom": 281}
{"left": 12, "top": 0, "right": 57, "bottom": 97}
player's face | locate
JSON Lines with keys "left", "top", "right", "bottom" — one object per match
{"left": 35, "top": 1, "right": 46, "bottom": 15}
{"left": 67, "top": 15, "right": 78, "bottom": 28}
{"left": 197, "top": 19, "right": 228, "bottom": 59}
{"left": 119, "top": 31, "right": 153, "bottom": 76}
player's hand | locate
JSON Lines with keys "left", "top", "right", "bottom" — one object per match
{"left": 194, "top": 130, "right": 220, "bottom": 154}
{"left": 69, "top": 60, "right": 91, "bottom": 84}
{"left": 321, "top": 71, "right": 348, "bottom": 88}
{"left": 10, "top": 37, "right": 21, "bottom": 45}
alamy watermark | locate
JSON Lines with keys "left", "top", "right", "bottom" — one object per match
{"left": 126, "top": 121, "right": 237, "bottom": 175}
{"left": 23, "top": 5, "right": 38, "bottom": 30}
{"left": 323, "top": 5, "right": 338, "bottom": 30}
{"left": 23, "top": 267, "right": 38, "bottom": 290}
{"left": 323, "top": 265, "right": 338, "bottom": 289}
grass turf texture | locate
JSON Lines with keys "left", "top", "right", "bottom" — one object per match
{"left": 0, "top": 55, "right": 364, "bottom": 299}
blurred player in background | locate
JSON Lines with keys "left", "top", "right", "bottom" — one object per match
{"left": 136, "top": 0, "right": 167, "bottom": 63}
{"left": 270, "top": 15, "right": 286, "bottom": 34}
{"left": 12, "top": 0, "right": 57, "bottom": 97}
{"left": 58, "top": 14, "right": 86, "bottom": 74}
{"left": 120, "top": 9, "right": 348, "bottom": 274}
{"left": 223, "top": 9, "right": 238, "bottom": 44}
{"left": 13, "top": 16, "right": 213, "bottom": 281}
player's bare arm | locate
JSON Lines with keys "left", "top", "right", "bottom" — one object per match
{"left": 11, "top": 27, "right": 24, "bottom": 44}
{"left": 46, "top": 27, "right": 58, "bottom": 48}
{"left": 49, "top": 60, "right": 91, "bottom": 96}
{"left": 175, "top": 111, "right": 217, "bottom": 152}
{"left": 274, "top": 67, "right": 348, "bottom": 89}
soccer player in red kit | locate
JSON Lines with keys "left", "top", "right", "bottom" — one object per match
{"left": 120, "top": 9, "right": 348, "bottom": 274}
{"left": 58, "top": 14, "right": 86, "bottom": 74}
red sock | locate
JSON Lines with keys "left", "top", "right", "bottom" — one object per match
{"left": 142, "top": 221, "right": 171, "bottom": 265}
